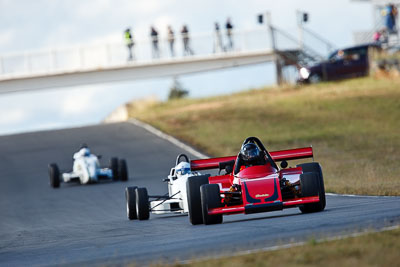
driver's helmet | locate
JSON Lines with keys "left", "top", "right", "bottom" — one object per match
{"left": 240, "top": 143, "right": 261, "bottom": 164}
{"left": 80, "top": 147, "right": 91, "bottom": 157}
{"left": 175, "top": 162, "right": 191, "bottom": 176}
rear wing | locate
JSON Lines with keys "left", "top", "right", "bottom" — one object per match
{"left": 190, "top": 147, "right": 313, "bottom": 171}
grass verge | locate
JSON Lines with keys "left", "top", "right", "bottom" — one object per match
{"left": 127, "top": 77, "right": 400, "bottom": 195}
{"left": 147, "top": 227, "right": 400, "bottom": 267}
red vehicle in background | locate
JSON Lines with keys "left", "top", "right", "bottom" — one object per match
{"left": 186, "top": 137, "right": 326, "bottom": 225}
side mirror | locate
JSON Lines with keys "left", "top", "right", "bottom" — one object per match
{"left": 280, "top": 160, "right": 288, "bottom": 169}
{"left": 163, "top": 178, "right": 170, "bottom": 182}
{"left": 225, "top": 165, "right": 233, "bottom": 174}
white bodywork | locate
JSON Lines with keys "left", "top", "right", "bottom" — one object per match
{"left": 150, "top": 162, "right": 201, "bottom": 214}
{"left": 62, "top": 148, "right": 113, "bottom": 184}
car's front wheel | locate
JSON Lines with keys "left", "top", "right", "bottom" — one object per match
{"left": 309, "top": 73, "right": 322, "bottom": 84}
{"left": 200, "top": 184, "right": 223, "bottom": 225}
{"left": 125, "top": 186, "right": 138, "bottom": 220}
{"left": 118, "top": 159, "right": 128, "bottom": 181}
{"left": 186, "top": 175, "right": 209, "bottom": 225}
{"left": 135, "top": 187, "right": 150, "bottom": 220}
{"left": 48, "top": 163, "right": 60, "bottom": 188}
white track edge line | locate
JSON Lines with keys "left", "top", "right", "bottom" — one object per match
{"left": 129, "top": 119, "right": 209, "bottom": 159}
{"left": 179, "top": 224, "right": 400, "bottom": 265}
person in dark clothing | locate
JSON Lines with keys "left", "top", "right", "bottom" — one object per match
{"left": 225, "top": 17, "right": 234, "bottom": 50}
{"left": 150, "top": 26, "right": 160, "bottom": 58}
{"left": 385, "top": 4, "right": 398, "bottom": 34}
{"left": 124, "top": 28, "right": 134, "bottom": 61}
{"left": 181, "top": 25, "right": 194, "bottom": 56}
{"left": 167, "top": 25, "right": 175, "bottom": 57}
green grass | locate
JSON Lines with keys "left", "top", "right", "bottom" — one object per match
{"left": 128, "top": 77, "right": 400, "bottom": 195}
{"left": 147, "top": 227, "right": 400, "bottom": 267}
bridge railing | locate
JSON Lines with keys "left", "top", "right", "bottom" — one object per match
{"left": 0, "top": 29, "right": 286, "bottom": 79}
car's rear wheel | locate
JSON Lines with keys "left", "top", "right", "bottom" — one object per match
{"left": 186, "top": 175, "right": 209, "bottom": 225}
{"left": 48, "top": 163, "right": 60, "bottom": 188}
{"left": 110, "top": 157, "right": 118, "bottom": 181}
{"left": 297, "top": 162, "right": 326, "bottom": 211}
{"left": 200, "top": 184, "right": 223, "bottom": 225}
{"left": 125, "top": 186, "right": 138, "bottom": 220}
{"left": 299, "top": 172, "right": 325, "bottom": 213}
{"left": 118, "top": 159, "right": 128, "bottom": 181}
{"left": 135, "top": 187, "right": 150, "bottom": 220}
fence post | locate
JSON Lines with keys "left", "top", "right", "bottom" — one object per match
{"left": 0, "top": 56, "right": 3, "bottom": 75}
{"left": 266, "top": 12, "right": 283, "bottom": 85}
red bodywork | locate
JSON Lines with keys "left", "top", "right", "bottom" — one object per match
{"left": 191, "top": 147, "right": 320, "bottom": 216}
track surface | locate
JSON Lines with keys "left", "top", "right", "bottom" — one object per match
{"left": 0, "top": 122, "right": 399, "bottom": 266}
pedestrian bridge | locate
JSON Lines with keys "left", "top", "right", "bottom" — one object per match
{"left": 0, "top": 28, "right": 328, "bottom": 94}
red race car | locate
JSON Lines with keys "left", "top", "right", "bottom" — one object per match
{"left": 186, "top": 137, "right": 325, "bottom": 225}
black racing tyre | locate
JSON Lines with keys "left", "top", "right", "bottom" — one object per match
{"left": 118, "top": 159, "right": 128, "bottom": 181}
{"left": 48, "top": 163, "right": 60, "bottom": 188}
{"left": 135, "top": 187, "right": 150, "bottom": 220}
{"left": 297, "top": 162, "right": 326, "bottom": 212}
{"left": 186, "top": 175, "right": 210, "bottom": 225}
{"left": 200, "top": 184, "right": 223, "bottom": 225}
{"left": 110, "top": 157, "right": 119, "bottom": 181}
{"left": 299, "top": 172, "right": 325, "bottom": 213}
{"left": 125, "top": 186, "right": 138, "bottom": 220}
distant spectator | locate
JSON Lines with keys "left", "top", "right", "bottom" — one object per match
{"left": 124, "top": 28, "right": 134, "bottom": 61}
{"left": 225, "top": 17, "right": 234, "bottom": 50}
{"left": 181, "top": 25, "right": 194, "bottom": 56}
{"left": 373, "top": 30, "right": 382, "bottom": 43}
{"left": 384, "top": 4, "right": 398, "bottom": 34}
{"left": 167, "top": 25, "right": 175, "bottom": 57}
{"left": 213, "top": 22, "right": 224, "bottom": 53}
{"left": 150, "top": 26, "right": 160, "bottom": 58}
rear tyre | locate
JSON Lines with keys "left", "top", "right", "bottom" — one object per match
{"left": 299, "top": 172, "right": 325, "bottom": 213}
{"left": 125, "top": 186, "right": 138, "bottom": 220}
{"left": 48, "top": 163, "right": 60, "bottom": 188}
{"left": 118, "top": 159, "right": 128, "bottom": 181}
{"left": 110, "top": 157, "right": 119, "bottom": 181}
{"left": 186, "top": 175, "right": 209, "bottom": 225}
{"left": 135, "top": 187, "right": 150, "bottom": 220}
{"left": 200, "top": 184, "right": 223, "bottom": 225}
{"left": 297, "top": 162, "right": 326, "bottom": 211}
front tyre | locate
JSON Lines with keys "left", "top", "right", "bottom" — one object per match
{"left": 118, "top": 159, "right": 128, "bottom": 181}
{"left": 135, "top": 187, "right": 150, "bottom": 220}
{"left": 299, "top": 172, "right": 325, "bottom": 213}
{"left": 309, "top": 73, "right": 322, "bottom": 84}
{"left": 200, "top": 184, "right": 223, "bottom": 225}
{"left": 125, "top": 186, "right": 138, "bottom": 220}
{"left": 48, "top": 163, "right": 60, "bottom": 188}
{"left": 186, "top": 175, "right": 209, "bottom": 225}
{"left": 297, "top": 162, "right": 326, "bottom": 211}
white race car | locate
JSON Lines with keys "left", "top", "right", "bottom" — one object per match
{"left": 125, "top": 154, "right": 209, "bottom": 220}
{"left": 48, "top": 145, "right": 128, "bottom": 188}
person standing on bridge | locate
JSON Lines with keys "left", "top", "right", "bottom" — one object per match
{"left": 124, "top": 28, "right": 135, "bottom": 61}
{"left": 181, "top": 25, "right": 194, "bottom": 56}
{"left": 167, "top": 25, "right": 175, "bottom": 57}
{"left": 150, "top": 26, "right": 160, "bottom": 59}
{"left": 213, "top": 22, "right": 224, "bottom": 53}
{"left": 225, "top": 17, "right": 234, "bottom": 51}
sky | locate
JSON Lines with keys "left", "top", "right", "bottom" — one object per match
{"left": 0, "top": 0, "right": 374, "bottom": 136}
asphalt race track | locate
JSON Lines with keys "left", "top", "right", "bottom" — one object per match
{"left": 0, "top": 122, "right": 399, "bottom": 266}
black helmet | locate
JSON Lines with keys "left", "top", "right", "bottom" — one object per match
{"left": 240, "top": 143, "right": 260, "bottom": 163}
{"left": 80, "top": 143, "right": 88, "bottom": 149}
